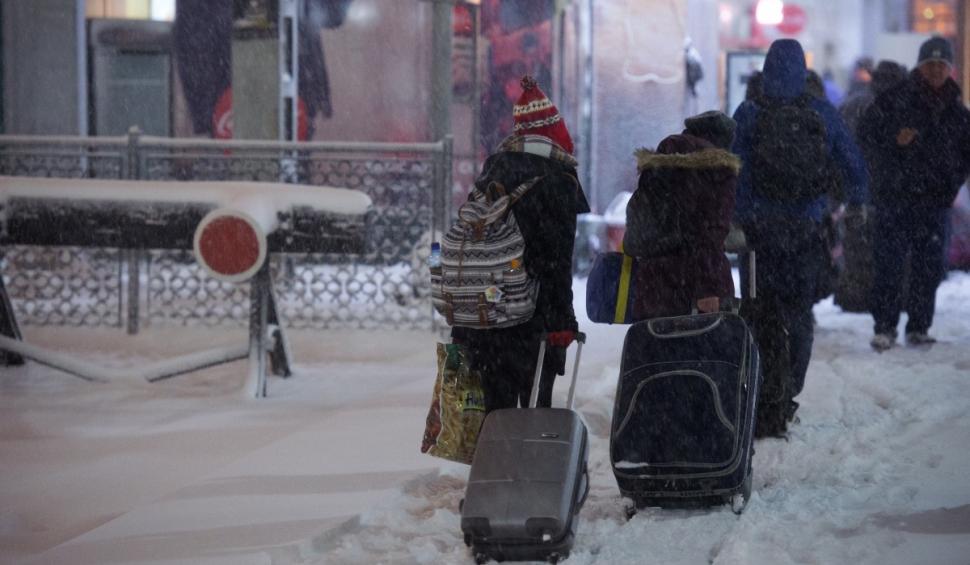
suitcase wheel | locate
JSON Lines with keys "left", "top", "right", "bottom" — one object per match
{"left": 623, "top": 501, "right": 638, "bottom": 521}
{"left": 474, "top": 552, "right": 490, "bottom": 565}
{"left": 730, "top": 474, "right": 754, "bottom": 515}
{"left": 730, "top": 492, "right": 746, "bottom": 515}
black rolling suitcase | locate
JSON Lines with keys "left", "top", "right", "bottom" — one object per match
{"left": 834, "top": 206, "right": 874, "bottom": 312}
{"left": 610, "top": 312, "right": 760, "bottom": 514}
{"left": 461, "top": 334, "right": 589, "bottom": 564}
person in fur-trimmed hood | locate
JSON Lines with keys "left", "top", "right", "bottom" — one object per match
{"left": 452, "top": 76, "right": 590, "bottom": 413}
{"left": 623, "top": 111, "right": 741, "bottom": 318}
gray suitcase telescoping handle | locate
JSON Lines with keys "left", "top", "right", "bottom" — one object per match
{"left": 529, "top": 332, "right": 586, "bottom": 410}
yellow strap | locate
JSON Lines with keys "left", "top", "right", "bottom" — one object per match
{"left": 614, "top": 254, "right": 633, "bottom": 323}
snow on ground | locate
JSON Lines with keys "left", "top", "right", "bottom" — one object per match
{"left": 2, "top": 272, "right": 970, "bottom": 564}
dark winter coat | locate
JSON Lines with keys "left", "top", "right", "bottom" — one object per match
{"left": 624, "top": 133, "right": 740, "bottom": 318}
{"left": 856, "top": 71, "right": 970, "bottom": 210}
{"left": 451, "top": 146, "right": 590, "bottom": 373}
{"left": 731, "top": 40, "right": 869, "bottom": 227}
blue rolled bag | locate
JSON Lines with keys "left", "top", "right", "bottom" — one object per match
{"left": 586, "top": 251, "right": 638, "bottom": 324}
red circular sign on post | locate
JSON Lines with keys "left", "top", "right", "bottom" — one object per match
{"left": 778, "top": 4, "right": 808, "bottom": 36}
{"left": 194, "top": 210, "right": 267, "bottom": 283}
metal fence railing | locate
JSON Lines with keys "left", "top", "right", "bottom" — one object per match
{"left": 0, "top": 130, "right": 453, "bottom": 332}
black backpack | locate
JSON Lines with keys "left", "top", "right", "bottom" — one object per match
{"left": 749, "top": 94, "right": 830, "bottom": 202}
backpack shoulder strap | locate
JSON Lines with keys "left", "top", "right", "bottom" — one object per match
{"left": 468, "top": 174, "right": 544, "bottom": 211}
{"left": 507, "top": 175, "right": 544, "bottom": 206}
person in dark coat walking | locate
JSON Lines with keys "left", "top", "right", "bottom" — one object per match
{"left": 857, "top": 37, "right": 970, "bottom": 351}
{"left": 840, "top": 61, "right": 908, "bottom": 140}
{"left": 623, "top": 111, "right": 740, "bottom": 318}
{"left": 452, "top": 76, "right": 590, "bottom": 413}
{"left": 732, "top": 39, "right": 869, "bottom": 435}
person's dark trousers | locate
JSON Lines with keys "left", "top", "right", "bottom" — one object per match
{"left": 476, "top": 336, "right": 559, "bottom": 411}
{"left": 870, "top": 205, "right": 948, "bottom": 336}
{"left": 742, "top": 219, "right": 823, "bottom": 398}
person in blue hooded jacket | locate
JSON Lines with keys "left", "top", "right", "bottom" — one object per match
{"left": 732, "top": 39, "right": 868, "bottom": 436}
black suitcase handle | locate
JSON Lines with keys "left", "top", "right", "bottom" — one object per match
{"left": 647, "top": 314, "right": 724, "bottom": 338}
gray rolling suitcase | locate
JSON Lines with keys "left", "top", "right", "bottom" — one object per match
{"left": 461, "top": 334, "right": 589, "bottom": 564}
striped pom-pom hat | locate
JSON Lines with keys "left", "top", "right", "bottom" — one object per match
{"left": 512, "top": 75, "right": 574, "bottom": 155}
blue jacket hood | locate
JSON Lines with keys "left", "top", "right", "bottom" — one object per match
{"left": 762, "top": 39, "right": 807, "bottom": 100}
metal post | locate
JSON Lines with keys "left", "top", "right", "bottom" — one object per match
{"left": 577, "top": 0, "right": 595, "bottom": 210}
{"left": 280, "top": 0, "right": 299, "bottom": 141}
{"left": 264, "top": 267, "right": 293, "bottom": 378}
{"left": 438, "top": 135, "right": 455, "bottom": 237}
{"left": 279, "top": 0, "right": 301, "bottom": 182}
{"left": 126, "top": 126, "right": 142, "bottom": 180}
{"left": 125, "top": 248, "right": 141, "bottom": 334}
{"left": 125, "top": 126, "right": 143, "bottom": 333}
{"left": 961, "top": 0, "right": 969, "bottom": 106}
{"left": 249, "top": 261, "right": 270, "bottom": 398}
{"left": 76, "top": 0, "right": 88, "bottom": 137}
{"left": 0, "top": 273, "right": 25, "bottom": 366}
{"left": 429, "top": 0, "right": 454, "bottom": 143}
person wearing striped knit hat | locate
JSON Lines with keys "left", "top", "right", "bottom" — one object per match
{"left": 451, "top": 76, "right": 591, "bottom": 413}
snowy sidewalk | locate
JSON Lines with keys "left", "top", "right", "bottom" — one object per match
{"left": 0, "top": 328, "right": 439, "bottom": 564}
{"left": 2, "top": 273, "right": 970, "bottom": 564}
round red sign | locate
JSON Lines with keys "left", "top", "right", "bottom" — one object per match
{"left": 778, "top": 4, "right": 808, "bottom": 36}
{"left": 197, "top": 215, "right": 262, "bottom": 278}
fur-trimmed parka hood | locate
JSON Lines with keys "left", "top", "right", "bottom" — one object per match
{"left": 635, "top": 147, "right": 742, "bottom": 174}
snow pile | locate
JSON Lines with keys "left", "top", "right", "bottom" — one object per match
{"left": 1, "top": 273, "right": 969, "bottom": 564}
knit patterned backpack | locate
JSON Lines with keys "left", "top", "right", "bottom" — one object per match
{"left": 431, "top": 177, "right": 542, "bottom": 328}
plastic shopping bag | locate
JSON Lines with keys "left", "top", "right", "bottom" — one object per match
{"left": 420, "top": 343, "right": 486, "bottom": 464}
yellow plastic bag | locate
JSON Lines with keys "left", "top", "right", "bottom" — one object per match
{"left": 420, "top": 343, "right": 486, "bottom": 464}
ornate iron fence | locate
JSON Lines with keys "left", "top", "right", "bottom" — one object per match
{"left": 0, "top": 131, "right": 452, "bottom": 331}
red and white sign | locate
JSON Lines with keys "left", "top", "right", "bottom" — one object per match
{"left": 778, "top": 4, "right": 808, "bottom": 36}
{"left": 193, "top": 209, "right": 268, "bottom": 283}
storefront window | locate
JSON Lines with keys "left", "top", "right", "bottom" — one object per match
{"left": 912, "top": 0, "right": 957, "bottom": 36}
{"left": 86, "top": 0, "right": 175, "bottom": 21}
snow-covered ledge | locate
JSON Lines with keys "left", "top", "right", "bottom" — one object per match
{"left": 0, "top": 176, "right": 372, "bottom": 217}
{"left": 0, "top": 176, "right": 374, "bottom": 398}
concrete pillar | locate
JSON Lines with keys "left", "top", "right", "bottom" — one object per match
{"left": 231, "top": 0, "right": 299, "bottom": 140}
{"left": 2, "top": 0, "right": 86, "bottom": 135}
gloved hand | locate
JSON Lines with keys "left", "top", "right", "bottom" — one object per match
{"left": 546, "top": 330, "right": 576, "bottom": 348}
